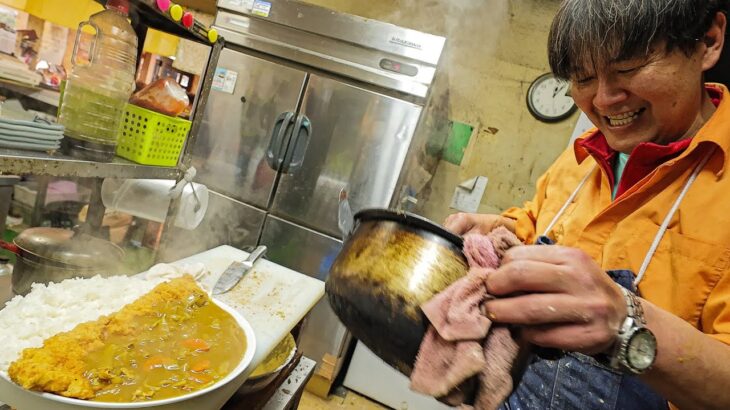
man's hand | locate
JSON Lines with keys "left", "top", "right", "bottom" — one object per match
{"left": 444, "top": 213, "right": 516, "bottom": 236}
{"left": 484, "top": 245, "right": 627, "bottom": 355}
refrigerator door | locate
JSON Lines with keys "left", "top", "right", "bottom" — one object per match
{"left": 270, "top": 74, "right": 423, "bottom": 237}
{"left": 344, "top": 342, "right": 452, "bottom": 410}
{"left": 258, "top": 215, "right": 349, "bottom": 377}
{"left": 191, "top": 47, "right": 307, "bottom": 209}
{"left": 158, "top": 190, "right": 266, "bottom": 262}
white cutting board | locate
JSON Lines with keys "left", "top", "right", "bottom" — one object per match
{"left": 177, "top": 245, "right": 325, "bottom": 370}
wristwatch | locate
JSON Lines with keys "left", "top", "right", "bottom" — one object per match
{"left": 606, "top": 287, "right": 658, "bottom": 374}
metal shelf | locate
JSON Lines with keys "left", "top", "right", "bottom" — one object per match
{"left": 0, "top": 148, "right": 180, "bottom": 179}
{"left": 0, "top": 79, "right": 61, "bottom": 107}
{"left": 95, "top": 0, "right": 213, "bottom": 44}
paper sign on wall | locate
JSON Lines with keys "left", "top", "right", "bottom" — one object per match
{"left": 252, "top": 0, "right": 272, "bottom": 17}
{"left": 450, "top": 176, "right": 488, "bottom": 213}
{"left": 226, "top": 0, "right": 254, "bottom": 12}
{"left": 242, "top": 0, "right": 255, "bottom": 11}
{"left": 212, "top": 68, "right": 238, "bottom": 94}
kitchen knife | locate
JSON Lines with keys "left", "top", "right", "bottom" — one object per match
{"left": 212, "top": 245, "right": 267, "bottom": 295}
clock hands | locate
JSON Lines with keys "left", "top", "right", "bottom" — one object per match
{"left": 553, "top": 82, "right": 569, "bottom": 98}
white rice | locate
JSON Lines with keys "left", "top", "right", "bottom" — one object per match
{"left": 0, "top": 275, "right": 165, "bottom": 374}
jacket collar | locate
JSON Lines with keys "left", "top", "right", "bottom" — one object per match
{"left": 574, "top": 83, "right": 729, "bottom": 177}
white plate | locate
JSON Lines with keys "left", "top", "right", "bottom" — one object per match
{"left": 0, "top": 299, "right": 256, "bottom": 410}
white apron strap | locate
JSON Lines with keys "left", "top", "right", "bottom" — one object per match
{"left": 541, "top": 165, "right": 598, "bottom": 238}
{"left": 634, "top": 148, "right": 716, "bottom": 286}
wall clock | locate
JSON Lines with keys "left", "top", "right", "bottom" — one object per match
{"left": 526, "top": 73, "right": 577, "bottom": 122}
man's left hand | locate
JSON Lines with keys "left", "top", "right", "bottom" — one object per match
{"left": 484, "top": 245, "right": 627, "bottom": 355}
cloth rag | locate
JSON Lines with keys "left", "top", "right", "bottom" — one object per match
{"left": 410, "top": 226, "right": 522, "bottom": 409}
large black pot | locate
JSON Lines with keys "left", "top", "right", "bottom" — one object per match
{"left": 326, "top": 209, "right": 469, "bottom": 375}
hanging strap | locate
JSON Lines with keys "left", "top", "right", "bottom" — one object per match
{"left": 541, "top": 164, "right": 598, "bottom": 237}
{"left": 634, "top": 148, "right": 715, "bottom": 286}
{"left": 169, "top": 166, "right": 197, "bottom": 199}
{"left": 168, "top": 165, "right": 203, "bottom": 212}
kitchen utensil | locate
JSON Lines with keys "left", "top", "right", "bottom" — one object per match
{"left": 326, "top": 208, "right": 469, "bottom": 376}
{"left": 0, "top": 227, "right": 125, "bottom": 295}
{"left": 337, "top": 188, "right": 354, "bottom": 240}
{"left": 213, "top": 245, "right": 267, "bottom": 295}
{"left": 0, "top": 299, "right": 257, "bottom": 410}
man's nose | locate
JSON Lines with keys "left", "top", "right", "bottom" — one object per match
{"left": 593, "top": 76, "right": 629, "bottom": 111}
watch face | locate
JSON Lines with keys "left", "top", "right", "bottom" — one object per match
{"left": 527, "top": 73, "right": 577, "bottom": 122}
{"left": 627, "top": 329, "right": 657, "bottom": 371}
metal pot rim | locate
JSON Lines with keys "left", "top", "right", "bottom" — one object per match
{"left": 354, "top": 208, "right": 463, "bottom": 249}
{"left": 15, "top": 251, "right": 100, "bottom": 270}
{"left": 13, "top": 227, "right": 124, "bottom": 268}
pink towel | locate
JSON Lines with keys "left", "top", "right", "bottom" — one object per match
{"left": 410, "top": 227, "right": 522, "bottom": 409}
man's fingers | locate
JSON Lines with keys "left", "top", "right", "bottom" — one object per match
{"left": 487, "top": 260, "right": 572, "bottom": 296}
{"left": 484, "top": 294, "right": 588, "bottom": 325}
{"left": 444, "top": 213, "right": 476, "bottom": 235}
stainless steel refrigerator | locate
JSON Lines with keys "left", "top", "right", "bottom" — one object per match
{"left": 160, "top": 0, "right": 447, "bottom": 391}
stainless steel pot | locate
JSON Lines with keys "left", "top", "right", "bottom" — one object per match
{"left": 326, "top": 209, "right": 469, "bottom": 375}
{"left": 1, "top": 227, "right": 125, "bottom": 295}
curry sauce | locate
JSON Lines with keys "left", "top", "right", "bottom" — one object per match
{"left": 8, "top": 275, "right": 247, "bottom": 402}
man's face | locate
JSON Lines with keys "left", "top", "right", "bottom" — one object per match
{"left": 570, "top": 43, "right": 707, "bottom": 153}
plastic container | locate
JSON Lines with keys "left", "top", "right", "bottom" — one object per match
{"left": 58, "top": 0, "right": 138, "bottom": 162}
{"left": 115, "top": 103, "right": 191, "bottom": 166}
{"left": 101, "top": 178, "right": 209, "bottom": 230}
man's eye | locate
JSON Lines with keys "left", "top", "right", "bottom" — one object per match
{"left": 575, "top": 76, "right": 595, "bottom": 85}
{"left": 617, "top": 67, "right": 640, "bottom": 74}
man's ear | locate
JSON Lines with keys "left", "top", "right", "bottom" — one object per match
{"left": 702, "top": 11, "right": 727, "bottom": 71}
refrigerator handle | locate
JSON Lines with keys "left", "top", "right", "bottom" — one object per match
{"left": 266, "top": 111, "right": 295, "bottom": 171}
{"left": 281, "top": 114, "right": 312, "bottom": 174}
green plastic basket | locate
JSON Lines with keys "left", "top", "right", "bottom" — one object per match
{"left": 115, "top": 104, "right": 191, "bottom": 166}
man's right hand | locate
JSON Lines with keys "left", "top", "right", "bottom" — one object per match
{"left": 443, "top": 213, "right": 516, "bottom": 236}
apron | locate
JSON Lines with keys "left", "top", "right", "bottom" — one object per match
{"left": 501, "top": 149, "right": 715, "bottom": 410}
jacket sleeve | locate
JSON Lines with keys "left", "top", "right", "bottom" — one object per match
{"left": 501, "top": 168, "right": 552, "bottom": 245}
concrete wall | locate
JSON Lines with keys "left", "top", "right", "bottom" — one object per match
{"left": 302, "top": 0, "right": 580, "bottom": 222}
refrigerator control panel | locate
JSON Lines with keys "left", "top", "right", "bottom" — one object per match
{"left": 379, "top": 58, "right": 419, "bottom": 77}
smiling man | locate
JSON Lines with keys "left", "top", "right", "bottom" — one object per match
{"left": 444, "top": 1, "right": 730, "bottom": 409}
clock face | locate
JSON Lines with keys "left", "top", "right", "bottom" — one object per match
{"left": 527, "top": 73, "right": 578, "bottom": 122}
{"left": 627, "top": 329, "right": 657, "bottom": 371}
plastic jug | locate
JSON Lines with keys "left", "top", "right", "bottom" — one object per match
{"left": 58, "top": 0, "right": 138, "bottom": 162}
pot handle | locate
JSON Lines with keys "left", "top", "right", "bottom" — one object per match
{"left": 0, "top": 240, "right": 20, "bottom": 254}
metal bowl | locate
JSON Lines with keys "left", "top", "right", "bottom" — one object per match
{"left": 326, "top": 209, "right": 469, "bottom": 376}
{"left": 238, "top": 333, "right": 297, "bottom": 395}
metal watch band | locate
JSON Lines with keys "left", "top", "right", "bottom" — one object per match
{"left": 608, "top": 287, "right": 655, "bottom": 374}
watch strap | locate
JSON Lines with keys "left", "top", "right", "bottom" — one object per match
{"left": 595, "top": 287, "right": 650, "bottom": 373}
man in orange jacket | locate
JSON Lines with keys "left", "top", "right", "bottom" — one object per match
{"left": 446, "top": 1, "right": 730, "bottom": 409}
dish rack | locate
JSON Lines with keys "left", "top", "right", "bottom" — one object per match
{"left": 115, "top": 104, "right": 191, "bottom": 167}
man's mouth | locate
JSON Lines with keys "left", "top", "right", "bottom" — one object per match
{"left": 605, "top": 108, "right": 646, "bottom": 127}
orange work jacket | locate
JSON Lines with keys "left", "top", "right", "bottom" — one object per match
{"left": 503, "top": 84, "right": 730, "bottom": 345}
